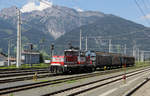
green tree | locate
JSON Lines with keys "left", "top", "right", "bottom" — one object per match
{"left": 0, "top": 48, "right": 3, "bottom": 52}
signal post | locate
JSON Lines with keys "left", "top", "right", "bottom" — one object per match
{"left": 123, "top": 62, "right": 126, "bottom": 84}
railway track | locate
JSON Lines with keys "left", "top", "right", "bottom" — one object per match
{"left": 0, "top": 67, "right": 127, "bottom": 84}
{"left": 0, "top": 68, "right": 51, "bottom": 83}
{"left": 0, "top": 67, "right": 48, "bottom": 71}
{"left": 0, "top": 70, "right": 49, "bottom": 78}
{"left": 0, "top": 73, "right": 57, "bottom": 83}
{"left": 0, "top": 67, "right": 150, "bottom": 95}
{"left": 0, "top": 69, "right": 47, "bottom": 74}
{"left": 0, "top": 68, "right": 48, "bottom": 74}
{"left": 125, "top": 77, "right": 150, "bottom": 96}
{"left": 42, "top": 67, "right": 150, "bottom": 96}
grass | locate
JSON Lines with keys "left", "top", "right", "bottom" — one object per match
{"left": 66, "top": 80, "right": 78, "bottom": 84}
{"left": 0, "top": 63, "right": 50, "bottom": 69}
{"left": 135, "top": 61, "right": 150, "bottom": 68}
{"left": 126, "top": 61, "right": 150, "bottom": 70}
{"left": 1, "top": 61, "right": 150, "bottom": 70}
{"left": 37, "top": 79, "right": 50, "bottom": 82}
{"left": 116, "top": 61, "right": 150, "bottom": 73}
{"left": 9, "top": 93, "right": 14, "bottom": 96}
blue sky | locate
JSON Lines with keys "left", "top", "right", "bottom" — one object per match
{"left": 0, "top": 0, "right": 149, "bottom": 27}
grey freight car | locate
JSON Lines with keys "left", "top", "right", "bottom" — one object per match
{"left": 92, "top": 52, "right": 135, "bottom": 69}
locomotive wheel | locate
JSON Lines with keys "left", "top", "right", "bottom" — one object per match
{"left": 91, "top": 67, "right": 96, "bottom": 72}
{"left": 50, "top": 66, "right": 54, "bottom": 73}
{"left": 56, "top": 67, "right": 59, "bottom": 73}
{"left": 88, "top": 67, "right": 95, "bottom": 72}
{"left": 54, "top": 67, "right": 57, "bottom": 73}
{"left": 54, "top": 66, "right": 58, "bottom": 73}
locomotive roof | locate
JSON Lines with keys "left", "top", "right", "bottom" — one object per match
{"left": 64, "top": 49, "right": 79, "bottom": 52}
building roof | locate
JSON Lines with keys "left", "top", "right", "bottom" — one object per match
{"left": 0, "top": 53, "right": 7, "bottom": 61}
{"left": 6, "top": 57, "right": 16, "bottom": 61}
{"left": 22, "top": 50, "right": 40, "bottom": 55}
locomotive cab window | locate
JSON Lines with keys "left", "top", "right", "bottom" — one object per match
{"left": 64, "top": 50, "right": 78, "bottom": 56}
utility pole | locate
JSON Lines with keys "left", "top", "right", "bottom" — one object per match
{"left": 85, "top": 36, "right": 88, "bottom": 51}
{"left": 29, "top": 43, "right": 33, "bottom": 67}
{"left": 124, "top": 44, "right": 127, "bottom": 55}
{"left": 109, "top": 39, "right": 112, "bottom": 53}
{"left": 80, "top": 29, "right": 82, "bottom": 50}
{"left": 132, "top": 40, "right": 137, "bottom": 58}
{"left": 8, "top": 40, "right": 10, "bottom": 66}
{"left": 137, "top": 48, "right": 140, "bottom": 62}
{"left": 51, "top": 43, "right": 54, "bottom": 59}
{"left": 117, "top": 44, "right": 121, "bottom": 54}
{"left": 140, "top": 51, "right": 144, "bottom": 62}
{"left": 16, "top": 8, "right": 21, "bottom": 68}
{"left": 132, "top": 45, "right": 136, "bottom": 58}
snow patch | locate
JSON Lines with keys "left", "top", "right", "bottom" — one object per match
{"left": 49, "top": 29, "right": 65, "bottom": 39}
{"left": 21, "top": 0, "right": 52, "bottom": 13}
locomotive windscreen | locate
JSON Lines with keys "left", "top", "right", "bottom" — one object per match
{"left": 64, "top": 50, "right": 79, "bottom": 56}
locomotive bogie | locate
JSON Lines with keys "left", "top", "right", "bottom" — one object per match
{"left": 50, "top": 64, "right": 95, "bottom": 73}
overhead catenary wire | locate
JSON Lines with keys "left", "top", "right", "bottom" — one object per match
{"left": 134, "top": 0, "right": 150, "bottom": 25}
{"left": 133, "top": 0, "right": 150, "bottom": 39}
{"left": 142, "top": 0, "right": 150, "bottom": 13}
{"left": 146, "top": 0, "right": 150, "bottom": 6}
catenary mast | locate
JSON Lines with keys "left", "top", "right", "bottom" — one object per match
{"left": 16, "top": 8, "right": 22, "bottom": 68}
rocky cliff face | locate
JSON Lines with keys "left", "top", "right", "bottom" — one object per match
{"left": 0, "top": 3, "right": 149, "bottom": 55}
{"left": 0, "top": 5, "right": 106, "bottom": 39}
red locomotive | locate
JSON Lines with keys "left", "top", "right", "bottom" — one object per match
{"left": 50, "top": 48, "right": 95, "bottom": 73}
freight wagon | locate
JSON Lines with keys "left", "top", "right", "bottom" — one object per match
{"left": 88, "top": 51, "right": 135, "bottom": 69}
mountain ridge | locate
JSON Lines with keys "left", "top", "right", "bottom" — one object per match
{"left": 0, "top": 5, "right": 149, "bottom": 56}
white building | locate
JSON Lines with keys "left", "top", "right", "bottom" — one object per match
{"left": 0, "top": 53, "right": 7, "bottom": 66}
{"left": 22, "top": 51, "right": 40, "bottom": 64}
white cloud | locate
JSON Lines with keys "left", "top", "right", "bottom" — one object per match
{"left": 21, "top": 0, "right": 53, "bottom": 13}
{"left": 74, "top": 7, "right": 84, "bottom": 12}
{"left": 141, "top": 14, "right": 150, "bottom": 19}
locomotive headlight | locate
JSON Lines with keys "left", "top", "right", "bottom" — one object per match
{"left": 64, "top": 65, "right": 67, "bottom": 67}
